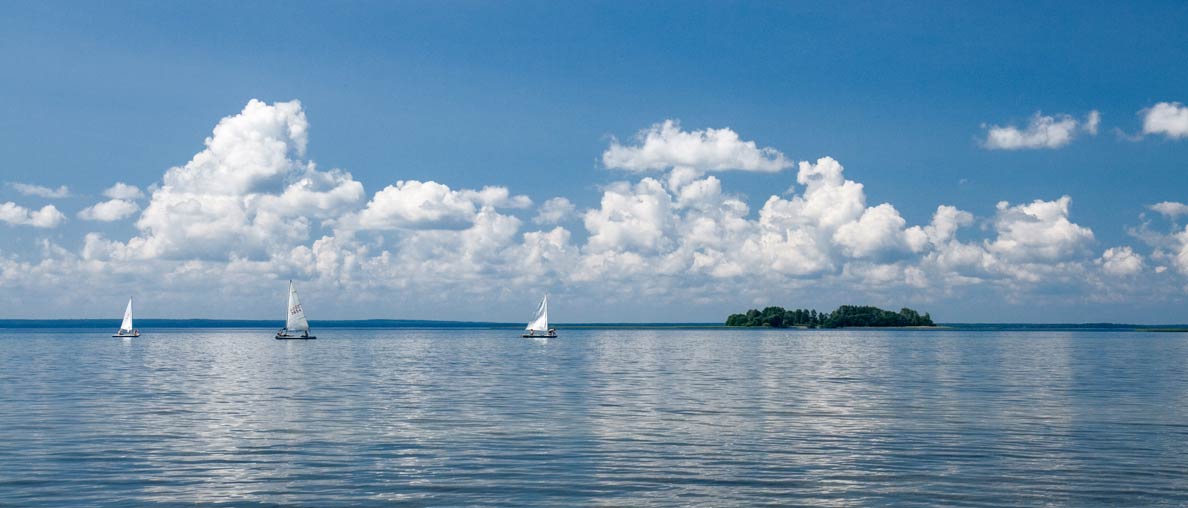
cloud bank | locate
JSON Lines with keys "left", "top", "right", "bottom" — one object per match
{"left": 0, "top": 99, "right": 1181, "bottom": 321}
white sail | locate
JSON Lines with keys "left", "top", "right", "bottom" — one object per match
{"left": 525, "top": 294, "right": 549, "bottom": 332}
{"left": 286, "top": 280, "right": 310, "bottom": 332}
{"left": 119, "top": 297, "right": 134, "bottom": 333}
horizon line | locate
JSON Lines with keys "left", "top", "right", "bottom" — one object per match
{"left": 2, "top": 318, "right": 1187, "bottom": 330}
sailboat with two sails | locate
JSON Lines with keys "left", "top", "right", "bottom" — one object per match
{"left": 276, "top": 280, "right": 316, "bottom": 340}
{"left": 522, "top": 294, "right": 556, "bottom": 338}
{"left": 112, "top": 297, "right": 140, "bottom": 337}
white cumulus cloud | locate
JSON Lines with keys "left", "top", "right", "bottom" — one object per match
{"left": 1084, "top": 110, "right": 1101, "bottom": 135}
{"left": 128, "top": 99, "right": 364, "bottom": 260}
{"left": 833, "top": 203, "right": 913, "bottom": 259}
{"left": 1098, "top": 246, "right": 1144, "bottom": 276}
{"left": 0, "top": 202, "right": 66, "bottom": 228}
{"left": 78, "top": 199, "right": 141, "bottom": 222}
{"left": 354, "top": 181, "right": 529, "bottom": 230}
{"left": 583, "top": 178, "right": 675, "bottom": 253}
{"left": 103, "top": 182, "right": 144, "bottom": 200}
{"left": 1150, "top": 201, "right": 1188, "bottom": 220}
{"left": 986, "top": 196, "right": 1094, "bottom": 262}
{"left": 919, "top": 205, "right": 975, "bottom": 247}
{"left": 1176, "top": 228, "right": 1188, "bottom": 276}
{"left": 8, "top": 183, "right": 70, "bottom": 198}
{"left": 602, "top": 120, "right": 793, "bottom": 173}
{"left": 1141, "top": 102, "right": 1188, "bottom": 139}
{"left": 981, "top": 111, "right": 1098, "bottom": 150}
{"left": 534, "top": 197, "right": 577, "bottom": 225}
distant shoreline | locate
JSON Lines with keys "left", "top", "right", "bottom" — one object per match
{"left": 0, "top": 319, "right": 1186, "bottom": 332}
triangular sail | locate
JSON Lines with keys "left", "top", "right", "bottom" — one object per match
{"left": 525, "top": 294, "right": 549, "bottom": 331}
{"left": 286, "top": 281, "right": 310, "bottom": 332}
{"left": 119, "top": 297, "right": 134, "bottom": 333}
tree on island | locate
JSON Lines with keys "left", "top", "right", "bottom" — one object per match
{"left": 725, "top": 305, "right": 933, "bottom": 328}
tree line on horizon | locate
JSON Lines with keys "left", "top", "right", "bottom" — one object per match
{"left": 725, "top": 305, "right": 934, "bottom": 328}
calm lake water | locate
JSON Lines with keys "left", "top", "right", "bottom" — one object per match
{"left": 1, "top": 328, "right": 1186, "bottom": 507}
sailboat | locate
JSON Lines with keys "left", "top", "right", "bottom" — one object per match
{"left": 112, "top": 297, "right": 140, "bottom": 337}
{"left": 522, "top": 294, "right": 556, "bottom": 338}
{"left": 276, "top": 280, "right": 316, "bottom": 340}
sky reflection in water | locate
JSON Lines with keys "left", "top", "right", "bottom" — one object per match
{"left": 0, "top": 328, "right": 1186, "bottom": 506}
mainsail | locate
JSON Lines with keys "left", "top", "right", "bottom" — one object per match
{"left": 525, "top": 294, "right": 549, "bottom": 332}
{"left": 286, "top": 281, "right": 310, "bottom": 332}
{"left": 119, "top": 297, "right": 134, "bottom": 333}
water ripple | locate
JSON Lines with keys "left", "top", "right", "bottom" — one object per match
{"left": 1, "top": 328, "right": 1186, "bottom": 506}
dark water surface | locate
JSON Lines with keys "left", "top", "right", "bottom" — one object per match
{"left": 1, "top": 329, "right": 1186, "bottom": 507}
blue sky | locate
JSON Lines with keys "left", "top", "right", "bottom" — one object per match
{"left": 1, "top": 1, "right": 1187, "bottom": 322}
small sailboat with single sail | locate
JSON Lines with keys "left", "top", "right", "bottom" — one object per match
{"left": 522, "top": 294, "right": 556, "bottom": 338}
{"left": 112, "top": 297, "right": 140, "bottom": 337}
{"left": 276, "top": 280, "right": 316, "bottom": 340}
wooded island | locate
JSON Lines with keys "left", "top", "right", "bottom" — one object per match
{"left": 725, "top": 305, "right": 934, "bottom": 328}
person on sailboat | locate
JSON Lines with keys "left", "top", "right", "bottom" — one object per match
{"left": 527, "top": 328, "right": 535, "bottom": 336}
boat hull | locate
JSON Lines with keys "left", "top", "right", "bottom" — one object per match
{"left": 522, "top": 333, "right": 557, "bottom": 338}
{"left": 276, "top": 335, "right": 316, "bottom": 340}
{"left": 112, "top": 333, "right": 139, "bottom": 338}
